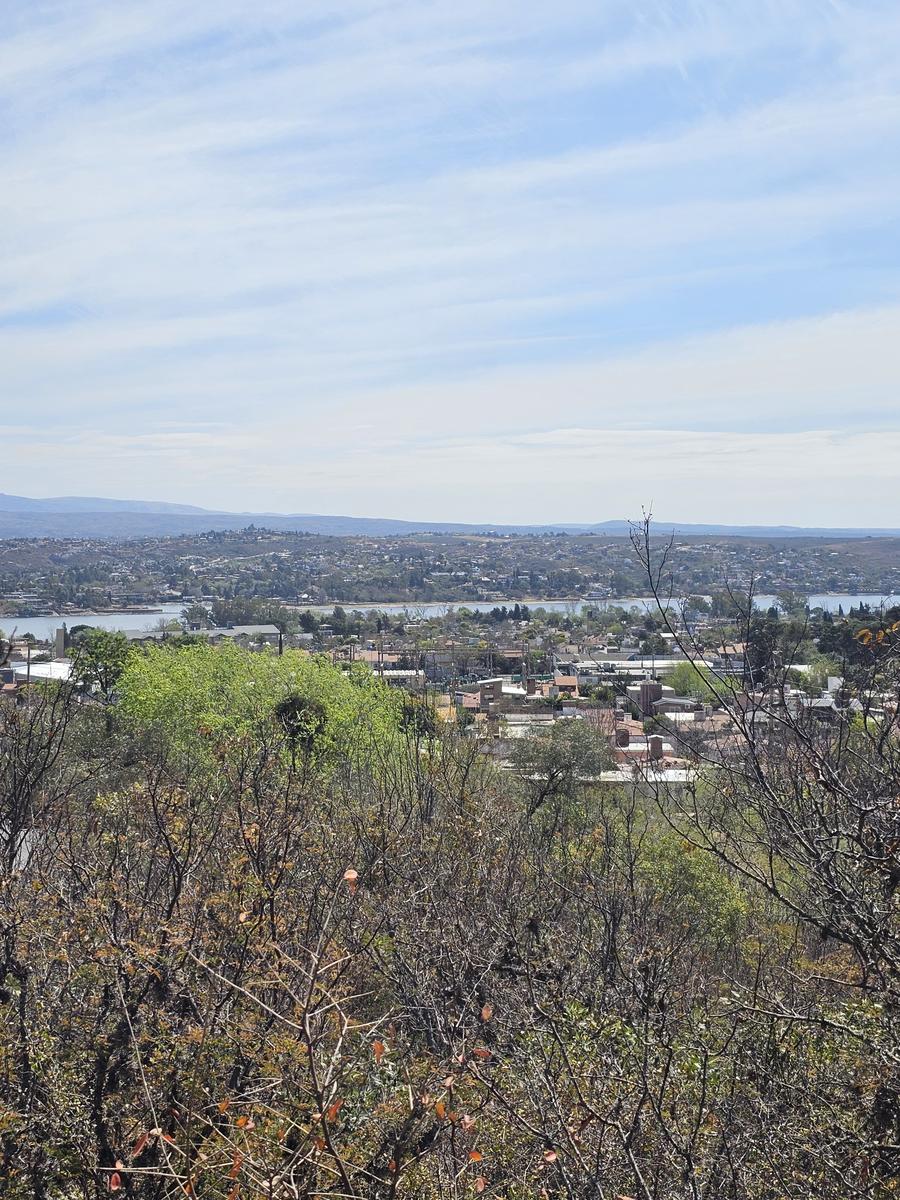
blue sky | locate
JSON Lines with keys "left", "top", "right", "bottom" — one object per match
{"left": 3, "top": 0, "right": 900, "bottom": 524}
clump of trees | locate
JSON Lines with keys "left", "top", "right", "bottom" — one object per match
{"left": 1, "top": 553, "right": 900, "bottom": 1197}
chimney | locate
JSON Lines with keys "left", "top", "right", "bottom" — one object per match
{"left": 648, "top": 735, "right": 664, "bottom": 761}
{"left": 639, "top": 680, "right": 663, "bottom": 717}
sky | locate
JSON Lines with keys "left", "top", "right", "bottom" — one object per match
{"left": 3, "top": 0, "right": 900, "bottom": 526}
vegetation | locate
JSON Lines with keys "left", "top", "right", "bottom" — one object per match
{"left": 4, "top": 526, "right": 900, "bottom": 616}
{"left": 664, "top": 660, "right": 717, "bottom": 703}
{"left": 115, "top": 642, "right": 403, "bottom": 770}
{"left": 2, "top": 550, "right": 900, "bottom": 1198}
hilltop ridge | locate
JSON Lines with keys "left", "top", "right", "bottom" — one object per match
{"left": 1, "top": 493, "right": 898, "bottom": 540}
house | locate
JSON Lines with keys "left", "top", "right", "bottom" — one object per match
{"left": 371, "top": 668, "right": 426, "bottom": 690}
{"left": 210, "top": 624, "right": 281, "bottom": 645}
{"left": 552, "top": 674, "right": 578, "bottom": 696}
{"left": 652, "top": 695, "right": 703, "bottom": 716}
{"left": 9, "top": 660, "right": 73, "bottom": 683}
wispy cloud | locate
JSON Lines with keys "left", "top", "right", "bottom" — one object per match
{"left": 2, "top": 1, "right": 899, "bottom": 520}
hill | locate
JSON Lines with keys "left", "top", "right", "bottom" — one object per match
{"left": 1, "top": 493, "right": 898, "bottom": 540}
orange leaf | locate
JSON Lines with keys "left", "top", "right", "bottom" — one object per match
{"left": 472, "top": 1047, "right": 492, "bottom": 1060}
{"left": 475, "top": 1179, "right": 487, "bottom": 1195}
{"left": 372, "top": 1040, "right": 386, "bottom": 1063}
{"left": 468, "top": 1150, "right": 483, "bottom": 1163}
{"left": 236, "top": 1115, "right": 248, "bottom": 1128}
{"left": 109, "top": 1173, "right": 122, "bottom": 1192}
{"left": 161, "top": 1133, "right": 177, "bottom": 1146}
{"left": 229, "top": 1154, "right": 243, "bottom": 1180}
{"left": 325, "top": 1099, "right": 344, "bottom": 1123}
{"left": 434, "top": 1100, "right": 447, "bottom": 1119}
{"left": 132, "top": 1133, "right": 149, "bottom": 1158}
{"left": 217, "top": 1099, "right": 232, "bottom": 1114}
{"left": 313, "top": 1136, "right": 326, "bottom": 1152}
{"left": 480, "top": 1005, "right": 493, "bottom": 1022}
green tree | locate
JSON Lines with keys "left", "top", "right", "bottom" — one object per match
{"left": 181, "top": 601, "right": 213, "bottom": 628}
{"left": 511, "top": 718, "right": 613, "bottom": 816}
{"left": 117, "top": 641, "right": 403, "bottom": 773}
{"left": 666, "top": 659, "right": 717, "bottom": 702}
{"left": 70, "top": 629, "right": 130, "bottom": 706}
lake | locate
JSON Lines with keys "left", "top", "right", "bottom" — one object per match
{"left": 2, "top": 604, "right": 186, "bottom": 640}
{"left": 5, "top": 592, "right": 899, "bottom": 640}
{"left": 302, "top": 594, "right": 900, "bottom": 617}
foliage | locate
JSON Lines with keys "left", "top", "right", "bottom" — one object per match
{"left": 116, "top": 641, "right": 403, "bottom": 770}
{"left": 70, "top": 628, "right": 131, "bottom": 703}
{"left": 666, "top": 658, "right": 718, "bottom": 703}
{"left": 640, "top": 832, "right": 747, "bottom": 944}
{"left": 4, "top": 570, "right": 900, "bottom": 1197}
{"left": 510, "top": 717, "right": 614, "bottom": 817}
{"left": 208, "top": 596, "right": 297, "bottom": 633}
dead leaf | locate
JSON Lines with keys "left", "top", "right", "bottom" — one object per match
{"left": 342, "top": 868, "right": 359, "bottom": 894}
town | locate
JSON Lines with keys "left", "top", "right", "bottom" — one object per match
{"left": 3, "top": 528, "right": 889, "bottom": 799}
{"left": 2, "top": 526, "right": 900, "bottom": 617}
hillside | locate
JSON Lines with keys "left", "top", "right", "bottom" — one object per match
{"left": 2, "top": 493, "right": 900, "bottom": 540}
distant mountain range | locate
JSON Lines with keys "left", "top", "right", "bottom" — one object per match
{"left": 0, "top": 493, "right": 898, "bottom": 540}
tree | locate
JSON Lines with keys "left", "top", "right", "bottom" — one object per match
{"left": 511, "top": 718, "right": 613, "bottom": 817}
{"left": 181, "top": 601, "right": 213, "bottom": 628}
{"left": 70, "top": 628, "right": 130, "bottom": 706}
{"left": 667, "top": 658, "right": 717, "bottom": 703}
{"left": 7, "top": 529, "right": 900, "bottom": 1198}
{"left": 776, "top": 588, "right": 809, "bottom": 617}
{"left": 639, "top": 630, "right": 667, "bottom": 655}
{"left": 630, "top": 513, "right": 900, "bottom": 1192}
{"left": 116, "top": 640, "right": 403, "bottom": 776}
{"left": 209, "top": 596, "right": 297, "bottom": 634}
